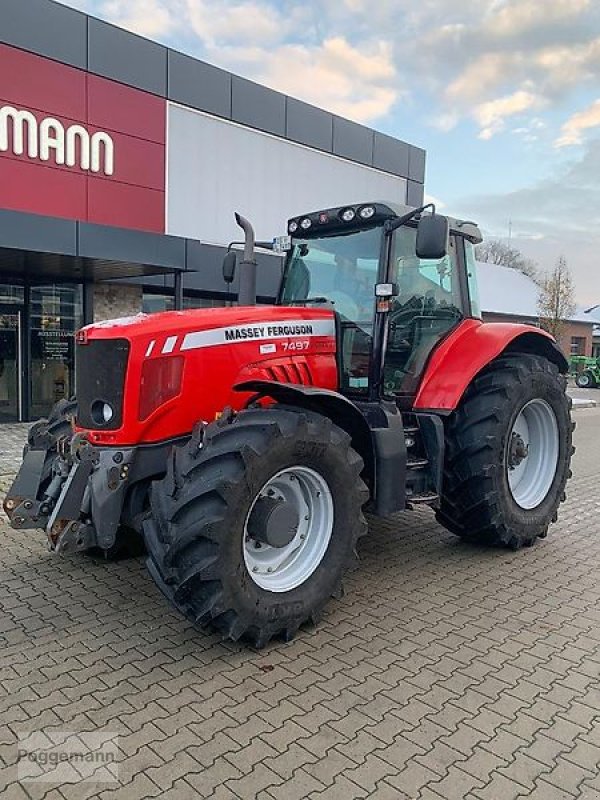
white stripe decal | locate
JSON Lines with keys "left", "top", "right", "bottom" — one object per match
{"left": 162, "top": 335, "right": 178, "bottom": 354}
{"left": 181, "top": 318, "right": 335, "bottom": 352}
{"left": 145, "top": 340, "right": 155, "bottom": 357}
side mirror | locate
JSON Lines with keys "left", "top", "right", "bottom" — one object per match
{"left": 222, "top": 251, "right": 237, "bottom": 284}
{"left": 416, "top": 214, "right": 449, "bottom": 260}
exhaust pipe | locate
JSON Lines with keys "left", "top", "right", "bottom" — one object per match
{"left": 235, "top": 212, "right": 257, "bottom": 306}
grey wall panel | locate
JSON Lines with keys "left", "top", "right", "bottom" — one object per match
{"left": 88, "top": 18, "right": 167, "bottom": 96}
{"left": 167, "top": 104, "right": 407, "bottom": 244}
{"left": 168, "top": 51, "right": 231, "bottom": 118}
{"left": 332, "top": 117, "right": 374, "bottom": 166}
{"left": 286, "top": 98, "right": 333, "bottom": 152}
{"left": 406, "top": 180, "right": 425, "bottom": 208}
{"left": 373, "top": 132, "right": 410, "bottom": 178}
{"left": 231, "top": 77, "right": 286, "bottom": 137}
{"left": 79, "top": 223, "right": 185, "bottom": 268}
{"left": 0, "top": 209, "right": 76, "bottom": 255}
{"left": 408, "top": 146, "right": 426, "bottom": 183}
{"left": 0, "top": 0, "right": 87, "bottom": 69}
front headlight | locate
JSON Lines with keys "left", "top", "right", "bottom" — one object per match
{"left": 90, "top": 400, "right": 114, "bottom": 427}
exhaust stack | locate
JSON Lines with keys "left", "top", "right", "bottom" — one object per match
{"left": 235, "top": 212, "right": 257, "bottom": 306}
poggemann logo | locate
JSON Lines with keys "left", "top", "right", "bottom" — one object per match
{"left": 0, "top": 105, "right": 114, "bottom": 176}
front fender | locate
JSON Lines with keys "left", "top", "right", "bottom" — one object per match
{"left": 234, "top": 379, "right": 377, "bottom": 500}
{"left": 414, "top": 319, "right": 568, "bottom": 413}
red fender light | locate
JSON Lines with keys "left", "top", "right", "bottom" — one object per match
{"left": 139, "top": 356, "right": 184, "bottom": 421}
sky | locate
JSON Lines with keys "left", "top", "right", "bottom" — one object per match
{"left": 63, "top": 0, "right": 600, "bottom": 305}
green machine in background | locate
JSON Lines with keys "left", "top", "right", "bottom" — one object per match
{"left": 570, "top": 355, "right": 600, "bottom": 388}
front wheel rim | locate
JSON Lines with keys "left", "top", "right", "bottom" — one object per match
{"left": 506, "top": 398, "right": 560, "bottom": 510}
{"left": 243, "top": 466, "right": 334, "bottom": 592}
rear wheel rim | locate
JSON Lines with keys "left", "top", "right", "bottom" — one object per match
{"left": 506, "top": 399, "right": 559, "bottom": 510}
{"left": 243, "top": 466, "right": 334, "bottom": 592}
{"left": 579, "top": 374, "right": 590, "bottom": 386}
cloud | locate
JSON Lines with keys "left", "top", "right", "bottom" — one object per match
{"left": 185, "top": 0, "right": 295, "bottom": 48}
{"left": 456, "top": 139, "right": 600, "bottom": 302}
{"left": 416, "top": 0, "right": 600, "bottom": 137}
{"left": 555, "top": 98, "right": 600, "bottom": 147}
{"left": 473, "top": 90, "right": 546, "bottom": 140}
{"left": 484, "top": 0, "right": 591, "bottom": 38}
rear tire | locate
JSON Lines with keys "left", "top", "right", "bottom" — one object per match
{"left": 576, "top": 370, "right": 595, "bottom": 388}
{"left": 144, "top": 405, "right": 368, "bottom": 647}
{"left": 436, "top": 354, "right": 573, "bottom": 549}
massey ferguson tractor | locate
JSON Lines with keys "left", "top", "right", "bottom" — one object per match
{"left": 4, "top": 202, "right": 573, "bottom": 647}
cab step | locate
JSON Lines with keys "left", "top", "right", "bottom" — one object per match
{"left": 407, "top": 458, "right": 429, "bottom": 470}
{"left": 406, "top": 491, "right": 439, "bottom": 506}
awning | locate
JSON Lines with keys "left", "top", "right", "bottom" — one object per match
{"left": 0, "top": 208, "right": 187, "bottom": 282}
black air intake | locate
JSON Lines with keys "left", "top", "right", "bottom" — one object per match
{"left": 75, "top": 338, "right": 130, "bottom": 430}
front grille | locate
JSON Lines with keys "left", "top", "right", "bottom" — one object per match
{"left": 75, "top": 338, "right": 130, "bottom": 430}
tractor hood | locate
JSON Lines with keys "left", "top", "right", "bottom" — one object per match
{"left": 75, "top": 306, "right": 338, "bottom": 446}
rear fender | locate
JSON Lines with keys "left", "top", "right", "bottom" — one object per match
{"left": 414, "top": 319, "right": 568, "bottom": 413}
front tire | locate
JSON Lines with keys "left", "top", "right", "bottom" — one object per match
{"left": 436, "top": 354, "right": 573, "bottom": 549}
{"left": 144, "top": 406, "right": 368, "bottom": 647}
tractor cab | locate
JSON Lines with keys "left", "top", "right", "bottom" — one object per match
{"left": 278, "top": 202, "right": 483, "bottom": 406}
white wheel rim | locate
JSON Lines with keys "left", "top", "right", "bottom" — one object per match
{"left": 579, "top": 374, "right": 589, "bottom": 386}
{"left": 243, "top": 466, "right": 334, "bottom": 592}
{"left": 506, "top": 399, "right": 559, "bottom": 510}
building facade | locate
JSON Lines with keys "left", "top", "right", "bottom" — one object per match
{"left": 476, "top": 262, "right": 595, "bottom": 359}
{"left": 0, "top": 0, "right": 425, "bottom": 422}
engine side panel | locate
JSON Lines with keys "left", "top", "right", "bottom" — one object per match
{"left": 414, "top": 318, "right": 566, "bottom": 412}
{"left": 76, "top": 306, "right": 339, "bottom": 446}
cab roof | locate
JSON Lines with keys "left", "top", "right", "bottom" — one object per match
{"left": 288, "top": 201, "right": 483, "bottom": 244}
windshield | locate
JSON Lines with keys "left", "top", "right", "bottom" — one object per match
{"left": 280, "top": 226, "right": 381, "bottom": 393}
{"left": 280, "top": 227, "right": 380, "bottom": 321}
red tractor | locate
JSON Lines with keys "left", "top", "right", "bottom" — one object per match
{"left": 4, "top": 202, "right": 573, "bottom": 647}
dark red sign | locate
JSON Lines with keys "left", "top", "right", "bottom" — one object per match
{"left": 0, "top": 44, "right": 166, "bottom": 233}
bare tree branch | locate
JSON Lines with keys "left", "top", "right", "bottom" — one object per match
{"left": 475, "top": 239, "right": 538, "bottom": 279}
{"left": 538, "top": 256, "right": 576, "bottom": 339}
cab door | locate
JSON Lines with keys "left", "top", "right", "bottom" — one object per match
{"left": 383, "top": 230, "right": 465, "bottom": 403}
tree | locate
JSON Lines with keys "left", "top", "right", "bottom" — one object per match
{"left": 537, "top": 256, "right": 576, "bottom": 340}
{"left": 475, "top": 239, "right": 538, "bottom": 279}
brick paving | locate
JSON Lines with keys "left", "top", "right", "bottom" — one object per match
{"left": 0, "top": 409, "right": 599, "bottom": 799}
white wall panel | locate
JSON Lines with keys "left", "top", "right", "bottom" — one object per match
{"left": 166, "top": 103, "right": 407, "bottom": 243}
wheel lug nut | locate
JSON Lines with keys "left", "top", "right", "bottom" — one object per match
{"left": 252, "top": 566, "right": 259, "bottom": 573}
{"left": 267, "top": 567, "right": 273, "bottom": 572}
{"left": 304, "top": 515, "right": 309, "bottom": 521}
{"left": 300, "top": 534, "right": 306, "bottom": 540}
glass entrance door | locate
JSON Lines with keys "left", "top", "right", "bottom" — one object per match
{"left": 29, "top": 285, "right": 82, "bottom": 420}
{"left": 0, "top": 305, "right": 23, "bottom": 422}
